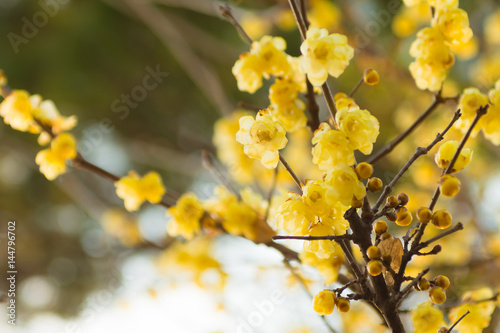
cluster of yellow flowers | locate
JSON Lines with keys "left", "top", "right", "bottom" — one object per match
{"left": 455, "top": 80, "right": 500, "bottom": 145}
{"left": 115, "top": 171, "right": 166, "bottom": 212}
{"left": 406, "top": 0, "right": 473, "bottom": 91}
{"left": 0, "top": 86, "right": 78, "bottom": 180}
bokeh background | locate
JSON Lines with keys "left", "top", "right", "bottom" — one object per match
{"left": 1, "top": 0, "right": 500, "bottom": 332}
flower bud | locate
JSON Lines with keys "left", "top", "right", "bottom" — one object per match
{"left": 434, "top": 275, "right": 450, "bottom": 289}
{"left": 363, "top": 69, "right": 380, "bottom": 86}
{"left": 429, "top": 287, "right": 446, "bottom": 304}
{"left": 336, "top": 297, "right": 350, "bottom": 312}
{"left": 367, "top": 177, "right": 383, "bottom": 192}
{"left": 417, "top": 207, "right": 433, "bottom": 223}
{"left": 373, "top": 220, "right": 388, "bottom": 235}
{"left": 355, "top": 162, "right": 374, "bottom": 179}
{"left": 367, "top": 245, "right": 382, "bottom": 260}
{"left": 386, "top": 195, "right": 399, "bottom": 208}
{"left": 396, "top": 207, "right": 413, "bottom": 226}
{"left": 313, "top": 290, "right": 336, "bottom": 315}
{"left": 367, "top": 260, "right": 384, "bottom": 276}
{"left": 440, "top": 175, "right": 461, "bottom": 198}
{"left": 397, "top": 193, "right": 409, "bottom": 206}
{"left": 431, "top": 210, "right": 452, "bottom": 229}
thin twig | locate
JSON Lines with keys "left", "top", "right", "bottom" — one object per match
{"left": 348, "top": 76, "right": 364, "bottom": 97}
{"left": 372, "top": 109, "right": 461, "bottom": 212}
{"left": 367, "top": 91, "right": 445, "bottom": 165}
{"left": 447, "top": 310, "right": 470, "bottom": 333}
{"left": 279, "top": 153, "right": 303, "bottom": 192}
{"left": 218, "top": 4, "right": 253, "bottom": 45}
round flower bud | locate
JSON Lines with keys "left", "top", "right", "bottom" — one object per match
{"left": 431, "top": 210, "right": 452, "bottom": 229}
{"left": 396, "top": 207, "right": 413, "bottom": 226}
{"left": 440, "top": 175, "right": 461, "bottom": 198}
{"left": 417, "top": 207, "right": 433, "bottom": 223}
{"left": 336, "top": 297, "right": 350, "bottom": 313}
{"left": 363, "top": 69, "right": 380, "bottom": 86}
{"left": 351, "top": 197, "right": 363, "bottom": 208}
{"left": 415, "top": 278, "right": 430, "bottom": 291}
{"left": 397, "top": 193, "right": 409, "bottom": 206}
{"left": 386, "top": 195, "right": 399, "bottom": 208}
{"left": 355, "top": 162, "right": 374, "bottom": 179}
{"left": 429, "top": 287, "right": 447, "bottom": 304}
{"left": 437, "top": 327, "right": 448, "bottom": 333}
{"left": 373, "top": 220, "right": 388, "bottom": 235}
{"left": 386, "top": 210, "right": 397, "bottom": 222}
{"left": 434, "top": 275, "right": 450, "bottom": 289}
{"left": 367, "top": 260, "right": 383, "bottom": 276}
{"left": 367, "top": 177, "right": 383, "bottom": 192}
{"left": 313, "top": 290, "right": 336, "bottom": 315}
{"left": 367, "top": 245, "right": 381, "bottom": 260}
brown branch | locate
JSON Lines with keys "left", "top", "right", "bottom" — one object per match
{"left": 447, "top": 310, "right": 470, "bottom": 333}
{"left": 395, "top": 268, "right": 430, "bottom": 306}
{"left": 279, "top": 153, "right": 303, "bottom": 193}
{"left": 218, "top": 4, "right": 253, "bottom": 45}
{"left": 372, "top": 109, "right": 461, "bottom": 212}
{"left": 348, "top": 76, "right": 364, "bottom": 97}
{"left": 367, "top": 92, "right": 446, "bottom": 165}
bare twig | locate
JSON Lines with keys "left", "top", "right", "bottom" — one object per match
{"left": 279, "top": 153, "right": 303, "bottom": 192}
{"left": 367, "top": 91, "right": 447, "bottom": 165}
{"left": 447, "top": 310, "right": 470, "bottom": 333}
{"left": 372, "top": 109, "right": 461, "bottom": 212}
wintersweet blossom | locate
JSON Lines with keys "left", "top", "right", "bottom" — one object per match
{"left": 300, "top": 27, "right": 354, "bottom": 86}
{"left": 236, "top": 110, "right": 288, "bottom": 169}
{"left": 35, "top": 132, "right": 77, "bottom": 180}
{"left": 115, "top": 171, "right": 166, "bottom": 211}
{"left": 166, "top": 193, "right": 204, "bottom": 240}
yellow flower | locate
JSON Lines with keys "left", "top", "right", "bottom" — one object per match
{"left": 35, "top": 133, "right": 77, "bottom": 180}
{"left": 449, "top": 36, "right": 478, "bottom": 60}
{"left": 167, "top": 193, "right": 204, "bottom": 240}
{"left": 324, "top": 166, "right": 366, "bottom": 206}
{"left": 276, "top": 192, "right": 315, "bottom": 236}
{"left": 434, "top": 8, "right": 473, "bottom": 45}
{"left": 269, "top": 77, "right": 301, "bottom": 106}
{"left": 30, "top": 96, "right": 77, "bottom": 145}
{"left": 0, "top": 90, "right": 37, "bottom": 132}
{"left": 312, "top": 122, "right": 355, "bottom": 170}
{"left": 205, "top": 186, "right": 259, "bottom": 240}
{"left": 429, "top": 0, "right": 458, "bottom": 11}
{"left": 300, "top": 27, "right": 354, "bottom": 86}
{"left": 300, "top": 246, "right": 343, "bottom": 284}
{"left": 302, "top": 179, "right": 332, "bottom": 218}
{"left": 336, "top": 105, "right": 380, "bottom": 155}
{"left": 232, "top": 36, "right": 291, "bottom": 93}
{"left": 269, "top": 102, "right": 307, "bottom": 132}
{"left": 456, "top": 87, "right": 489, "bottom": 132}
{"left": 303, "top": 223, "right": 338, "bottom": 259}
{"left": 252, "top": 36, "right": 291, "bottom": 77}
{"left": 410, "top": 28, "right": 453, "bottom": 63}
{"left": 236, "top": 109, "right": 288, "bottom": 169}
{"left": 213, "top": 111, "right": 273, "bottom": 185}
{"left": 232, "top": 53, "right": 264, "bottom": 94}
{"left": 312, "top": 290, "right": 336, "bottom": 315}
{"left": 448, "top": 288, "right": 496, "bottom": 333}
{"left": 409, "top": 58, "right": 448, "bottom": 92}
{"left": 411, "top": 302, "right": 446, "bottom": 333}
{"left": 115, "top": 171, "right": 166, "bottom": 211}
{"left": 435, "top": 140, "right": 472, "bottom": 173}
